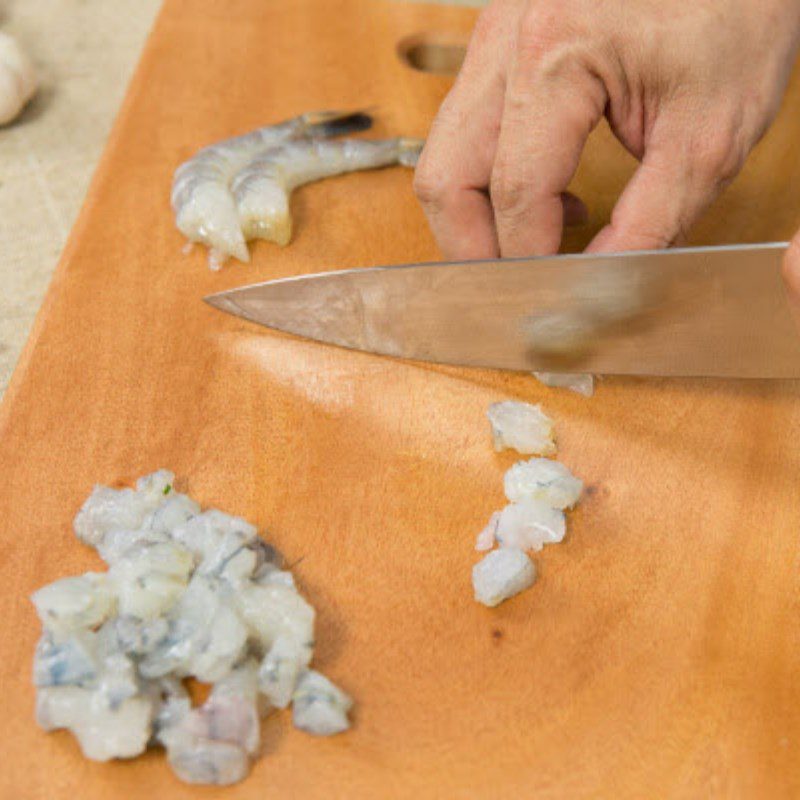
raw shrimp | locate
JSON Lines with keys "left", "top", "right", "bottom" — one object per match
{"left": 32, "top": 470, "right": 352, "bottom": 786}
{"left": 503, "top": 458, "right": 583, "bottom": 509}
{"left": 474, "top": 498, "right": 566, "bottom": 552}
{"left": 472, "top": 548, "right": 536, "bottom": 607}
{"left": 232, "top": 137, "right": 423, "bottom": 247}
{"left": 0, "top": 32, "right": 37, "bottom": 125}
{"left": 533, "top": 372, "right": 595, "bottom": 397}
{"left": 171, "top": 110, "right": 371, "bottom": 270}
{"left": 486, "top": 400, "right": 556, "bottom": 456}
{"left": 472, "top": 402, "right": 586, "bottom": 605}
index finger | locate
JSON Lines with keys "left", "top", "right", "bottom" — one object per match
{"left": 414, "top": 83, "right": 503, "bottom": 259}
{"left": 413, "top": 4, "right": 519, "bottom": 260}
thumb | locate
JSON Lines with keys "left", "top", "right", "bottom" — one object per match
{"left": 781, "top": 229, "right": 800, "bottom": 330}
{"left": 587, "top": 122, "right": 741, "bottom": 253}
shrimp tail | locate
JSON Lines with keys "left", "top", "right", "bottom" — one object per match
{"left": 301, "top": 109, "right": 374, "bottom": 139}
{"left": 397, "top": 137, "right": 425, "bottom": 168}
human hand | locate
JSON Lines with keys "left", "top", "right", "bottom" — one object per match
{"left": 414, "top": 0, "right": 800, "bottom": 259}
{"left": 782, "top": 229, "right": 800, "bottom": 328}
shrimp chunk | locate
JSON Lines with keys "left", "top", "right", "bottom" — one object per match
{"left": 504, "top": 457, "right": 583, "bottom": 509}
{"left": 487, "top": 401, "right": 556, "bottom": 455}
{"left": 291, "top": 670, "right": 353, "bottom": 736}
{"left": 31, "top": 574, "right": 115, "bottom": 634}
{"left": 158, "top": 660, "right": 262, "bottom": 786}
{"left": 258, "top": 634, "right": 307, "bottom": 709}
{"left": 36, "top": 687, "right": 155, "bottom": 761}
{"left": 493, "top": 499, "right": 567, "bottom": 552}
{"left": 533, "top": 371, "right": 594, "bottom": 396}
{"left": 472, "top": 548, "right": 536, "bottom": 607}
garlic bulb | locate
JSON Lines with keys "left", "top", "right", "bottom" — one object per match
{"left": 0, "top": 32, "right": 37, "bottom": 126}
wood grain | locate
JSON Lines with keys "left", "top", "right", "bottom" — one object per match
{"left": 2, "top": 1, "right": 800, "bottom": 797}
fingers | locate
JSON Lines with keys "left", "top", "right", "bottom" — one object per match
{"left": 416, "top": 1, "right": 603, "bottom": 260}
{"left": 781, "top": 230, "right": 800, "bottom": 329}
{"left": 413, "top": 2, "right": 521, "bottom": 260}
{"left": 489, "top": 31, "right": 607, "bottom": 256}
{"left": 587, "top": 115, "right": 745, "bottom": 253}
{"left": 413, "top": 79, "right": 502, "bottom": 258}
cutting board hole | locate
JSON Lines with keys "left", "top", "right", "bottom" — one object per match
{"left": 397, "top": 33, "right": 466, "bottom": 75}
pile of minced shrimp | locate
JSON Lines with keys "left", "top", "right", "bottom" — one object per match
{"left": 31, "top": 471, "right": 351, "bottom": 786}
{"left": 30, "top": 380, "right": 588, "bottom": 786}
{"left": 472, "top": 398, "right": 584, "bottom": 607}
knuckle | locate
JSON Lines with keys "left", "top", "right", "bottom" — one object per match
{"left": 413, "top": 164, "right": 450, "bottom": 211}
{"left": 412, "top": 171, "right": 439, "bottom": 206}
{"left": 490, "top": 170, "right": 530, "bottom": 216}
{"left": 502, "top": 90, "right": 529, "bottom": 121}
{"left": 515, "top": 32, "right": 553, "bottom": 68}
{"left": 693, "top": 131, "right": 744, "bottom": 186}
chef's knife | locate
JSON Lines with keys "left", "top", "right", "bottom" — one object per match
{"left": 204, "top": 242, "right": 800, "bottom": 378}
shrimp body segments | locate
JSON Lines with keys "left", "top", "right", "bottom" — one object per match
{"left": 171, "top": 111, "right": 421, "bottom": 270}
{"left": 171, "top": 110, "right": 371, "bottom": 269}
{"left": 232, "top": 137, "right": 423, "bottom": 248}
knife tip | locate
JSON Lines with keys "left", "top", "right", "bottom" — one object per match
{"left": 203, "top": 290, "right": 241, "bottom": 317}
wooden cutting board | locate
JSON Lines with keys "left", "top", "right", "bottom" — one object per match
{"left": 2, "top": 1, "right": 800, "bottom": 797}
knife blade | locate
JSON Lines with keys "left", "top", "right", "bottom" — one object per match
{"left": 204, "top": 242, "right": 800, "bottom": 378}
